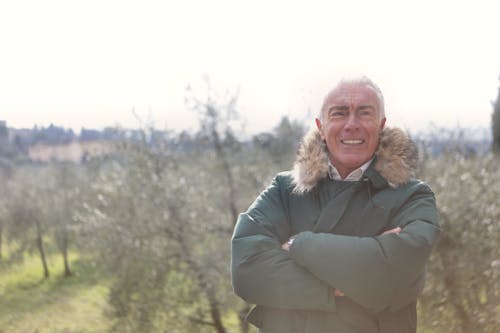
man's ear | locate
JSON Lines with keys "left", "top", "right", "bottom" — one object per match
{"left": 379, "top": 117, "right": 386, "bottom": 130}
{"left": 315, "top": 118, "right": 325, "bottom": 139}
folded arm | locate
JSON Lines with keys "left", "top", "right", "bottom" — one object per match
{"left": 288, "top": 185, "right": 440, "bottom": 312}
{"left": 231, "top": 175, "right": 336, "bottom": 311}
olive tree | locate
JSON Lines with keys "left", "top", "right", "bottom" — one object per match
{"left": 5, "top": 166, "right": 51, "bottom": 277}
{"left": 77, "top": 134, "right": 242, "bottom": 332}
{"left": 492, "top": 77, "right": 500, "bottom": 154}
{"left": 418, "top": 153, "right": 500, "bottom": 333}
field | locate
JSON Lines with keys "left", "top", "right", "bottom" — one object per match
{"left": 0, "top": 120, "right": 498, "bottom": 332}
{"left": 0, "top": 251, "right": 111, "bottom": 333}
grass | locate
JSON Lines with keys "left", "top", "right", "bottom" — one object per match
{"left": 0, "top": 250, "right": 112, "bottom": 333}
{"left": 0, "top": 248, "right": 453, "bottom": 333}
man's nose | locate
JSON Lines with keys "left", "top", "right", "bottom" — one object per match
{"left": 344, "top": 113, "right": 360, "bottom": 129}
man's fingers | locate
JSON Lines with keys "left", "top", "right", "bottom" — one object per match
{"left": 334, "top": 289, "right": 345, "bottom": 297}
{"left": 381, "top": 227, "right": 401, "bottom": 235}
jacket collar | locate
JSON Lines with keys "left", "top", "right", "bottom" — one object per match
{"left": 291, "top": 127, "right": 418, "bottom": 194}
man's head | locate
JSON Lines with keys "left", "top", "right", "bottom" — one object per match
{"left": 315, "top": 76, "right": 386, "bottom": 178}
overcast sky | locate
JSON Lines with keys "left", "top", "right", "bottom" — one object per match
{"left": 1, "top": 0, "right": 499, "bottom": 135}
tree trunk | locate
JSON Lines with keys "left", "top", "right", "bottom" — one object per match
{"left": 167, "top": 153, "right": 230, "bottom": 333}
{"left": 175, "top": 223, "right": 228, "bottom": 333}
{"left": 62, "top": 245, "right": 72, "bottom": 277}
{"left": 492, "top": 84, "right": 500, "bottom": 155}
{"left": 61, "top": 226, "right": 72, "bottom": 277}
{"left": 210, "top": 128, "right": 239, "bottom": 227}
{"left": 208, "top": 119, "right": 245, "bottom": 333}
{"left": 212, "top": 133, "right": 249, "bottom": 333}
{"left": 437, "top": 214, "right": 474, "bottom": 333}
{"left": 206, "top": 288, "right": 227, "bottom": 333}
{"left": 60, "top": 179, "right": 72, "bottom": 277}
{"left": 189, "top": 256, "right": 228, "bottom": 333}
{"left": 0, "top": 222, "right": 3, "bottom": 260}
{"left": 238, "top": 305, "right": 250, "bottom": 333}
{"left": 35, "top": 219, "right": 49, "bottom": 278}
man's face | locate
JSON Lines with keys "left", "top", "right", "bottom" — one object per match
{"left": 315, "top": 82, "right": 386, "bottom": 178}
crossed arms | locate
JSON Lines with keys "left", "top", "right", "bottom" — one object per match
{"left": 231, "top": 175, "right": 440, "bottom": 313}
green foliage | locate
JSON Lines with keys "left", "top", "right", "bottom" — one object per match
{"left": 75, "top": 145, "right": 226, "bottom": 331}
{"left": 253, "top": 116, "right": 306, "bottom": 169}
{"left": 3, "top": 166, "right": 51, "bottom": 277}
{"left": 2, "top": 106, "right": 498, "bottom": 333}
{"left": 492, "top": 82, "right": 500, "bottom": 154}
{"left": 2, "top": 164, "right": 84, "bottom": 278}
{"left": 72, "top": 105, "right": 288, "bottom": 332}
{"left": 418, "top": 154, "right": 500, "bottom": 333}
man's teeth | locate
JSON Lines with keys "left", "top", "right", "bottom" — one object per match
{"left": 342, "top": 140, "right": 364, "bottom": 145}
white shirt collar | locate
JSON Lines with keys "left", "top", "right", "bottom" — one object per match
{"left": 328, "top": 158, "right": 374, "bottom": 181}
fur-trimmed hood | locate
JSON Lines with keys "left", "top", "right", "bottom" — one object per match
{"left": 292, "top": 127, "right": 418, "bottom": 193}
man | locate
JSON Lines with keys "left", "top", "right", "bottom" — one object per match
{"left": 231, "top": 76, "right": 440, "bottom": 333}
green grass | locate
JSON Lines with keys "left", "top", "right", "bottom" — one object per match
{"left": 0, "top": 249, "right": 449, "bottom": 333}
{"left": 0, "top": 251, "right": 112, "bottom": 333}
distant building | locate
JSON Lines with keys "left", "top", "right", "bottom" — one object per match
{"left": 28, "top": 140, "right": 114, "bottom": 163}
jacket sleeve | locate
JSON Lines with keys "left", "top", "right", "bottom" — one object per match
{"left": 288, "top": 182, "right": 440, "bottom": 312}
{"left": 231, "top": 175, "right": 336, "bottom": 311}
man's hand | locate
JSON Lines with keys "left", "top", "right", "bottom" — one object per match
{"left": 381, "top": 227, "right": 401, "bottom": 235}
{"left": 333, "top": 288, "right": 345, "bottom": 297}
{"left": 281, "top": 237, "right": 295, "bottom": 251}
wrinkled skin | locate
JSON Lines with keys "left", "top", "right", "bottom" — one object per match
{"left": 316, "top": 82, "right": 386, "bottom": 178}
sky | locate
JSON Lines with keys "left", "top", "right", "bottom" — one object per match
{"left": 1, "top": 0, "right": 499, "bottom": 135}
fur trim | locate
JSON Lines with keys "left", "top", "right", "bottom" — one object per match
{"left": 291, "top": 129, "right": 330, "bottom": 194}
{"left": 292, "top": 127, "right": 417, "bottom": 193}
{"left": 374, "top": 127, "right": 418, "bottom": 188}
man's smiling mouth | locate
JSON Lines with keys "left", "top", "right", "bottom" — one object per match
{"left": 341, "top": 139, "right": 364, "bottom": 145}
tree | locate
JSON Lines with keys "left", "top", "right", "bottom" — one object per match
{"left": 45, "top": 162, "right": 81, "bottom": 277}
{"left": 6, "top": 167, "right": 51, "bottom": 278}
{"left": 74, "top": 86, "right": 299, "bottom": 332}
{"left": 254, "top": 116, "right": 305, "bottom": 168}
{"left": 0, "top": 159, "right": 13, "bottom": 260}
{"left": 492, "top": 77, "right": 500, "bottom": 154}
{"left": 418, "top": 153, "right": 500, "bottom": 333}
{"left": 78, "top": 136, "right": 237, "bottom": 332}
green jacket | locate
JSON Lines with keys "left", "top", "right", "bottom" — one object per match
{"left": 231, "top": 128, "right": 440, "bottom": 333}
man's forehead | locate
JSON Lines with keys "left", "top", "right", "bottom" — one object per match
{"left": 325, "top": 83, "right": 378, "bottom": 104}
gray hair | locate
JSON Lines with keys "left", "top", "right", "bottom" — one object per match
{"left": 319, "top": 76, "right": 385, "bottom": 120}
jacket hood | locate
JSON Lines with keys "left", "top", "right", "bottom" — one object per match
{"left": 291, "top": 127, "right": 418, "bottom": 193}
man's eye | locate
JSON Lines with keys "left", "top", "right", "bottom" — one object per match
{"left": 329, "top": 110, "right": 346, "bottom": 117}
{"left": 359, "top": 109, "right": 374, "bottom": 117}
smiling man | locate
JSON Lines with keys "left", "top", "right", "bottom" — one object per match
{"left": 231, "top": 76, "right": 441, "bottom": 333}
{"left": 317, "top": 79, "right": 386, "bottom": 180}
